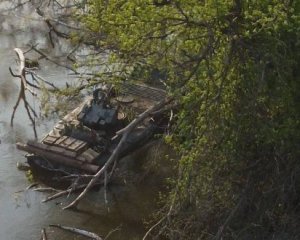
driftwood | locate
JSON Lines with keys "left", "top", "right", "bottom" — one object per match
{"left": 63, "top": 98, "right": 172, "bottom": 209}
{"left": 9, "top": 48, "right": 38, "bottom": 139}
{"left": 49, "top": 224, "right": 103, "bottom": 240}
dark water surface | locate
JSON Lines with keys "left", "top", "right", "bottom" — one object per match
{"left": 0, "top": 6, "right": 163, "bottom": 240}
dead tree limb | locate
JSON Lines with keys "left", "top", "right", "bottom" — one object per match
{"left": 42, "top": 184, "right": 88, "bottom": 203}
{"left": 104, "top": 226, "right": 121, "bottom": 240}
{"left": 49, "top": 224, "right": 103, "bottom": 240}
{"left": 10, "top": 48, "right": 38, "bottom": 139}
{"left": 63, "top": 98, "right": 173, "bottom": 209}
{"left": 142, "top": 215, "right": 167, "bottom": 240}
{"left": 26, "top": 69, "right": 59, "bottom": 90}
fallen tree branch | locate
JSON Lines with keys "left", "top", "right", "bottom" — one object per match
{"left": 49, "top": 224, "right": 103, "bottom": 240}
{"left": 1, "top": 0, "right": 31, "bottom": 12}
{"left": 10, "top": 48, "right": 38, "bottom": 139}
{"left": 42, "top": 184, "right": 88, "bottom": 203}
{"left": 104, "top": 226, "right": 121, "bottom": 240}
{"left": 63, "top": 97, "right": 173, "bottom": 209}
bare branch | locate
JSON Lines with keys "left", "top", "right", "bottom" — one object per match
{"left": 49, "top": 224, "right": 103, "bottom": 240}
{"left": 10, "top": 48, "right": 38, "bottom": 139}
{"left": 26, "top": 69, "right": 59, "bottom": 90}
{"left": 9, "top": 67, "right": 20, "bottom": 78}
{"left": 42, "top": 184, "right": 88, "bottom": 203}
{"left": 104, "top": 226, "right": 121, "bottom": 240}
{"left": 29, "top": 45, "right": 79, "bottom": 74}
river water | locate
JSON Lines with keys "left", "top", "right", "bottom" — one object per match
{"left": 0, "top": 5, "right": 165, "bottom": 240}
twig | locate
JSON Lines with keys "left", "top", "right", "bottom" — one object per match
{"left": 29, "top": 45, "right": 79, "bottom": 74}
{"left": 108, "top": 159, "right": 117, "bottom": 179}
{"left": 26, "top": 183, "right": 39, "bottom": 190}
{"left": 49, "top": 224, "right": 103, "bottom": 240}
{"left": 33, "top": 187, "right": 59, "bottom": 193}
{"left": 25, "top": 77, "right": 41, "bottom": 90}
{"left": 26, "top": 69, "right": 59, "bottom": 90}
{"left": 42, "top": 184, "right": 87, "bottom": 203}
{"left": 55, "top": 174, "right": 94, "bottom": 181}
{"left": 143, "top": 192, "right": 176, "bottom": 240}
{"left": 142, "top": 216, "right": 167, "bottom": 240}
{"left": 67, "top": 178, "right": 79, "bottom": 198}
{"left": 104, "top": 226, "right": 121, "bottom": 240}
{"left": 104, "top": 170, "right": 108, "bottom": 205}
{"left": 9, "top": 67, "right": 19, "bottom": 77}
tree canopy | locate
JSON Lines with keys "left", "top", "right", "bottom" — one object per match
{"left": 78, "top": 0, "right": 300, "bottom": 239}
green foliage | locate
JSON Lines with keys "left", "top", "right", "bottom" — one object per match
{"left": 25, "top": 169, "right": 34, "bottom": 183}
{"left": 39, "top": 84, "right": 82, "bottom": 118}
{"left": 82, "top": 0, "right": 300, "bottom": 238}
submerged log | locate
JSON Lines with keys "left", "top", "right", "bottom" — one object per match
{"left": 16, "top": 142, "right": 99, "bottom": 173}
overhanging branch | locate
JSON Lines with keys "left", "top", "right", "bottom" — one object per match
{"left": 63, "top": 97, "right": 173, "bottom": 209}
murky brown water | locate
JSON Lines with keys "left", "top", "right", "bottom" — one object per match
{"left": 0, "top": 5, "right": 165, "bottom": 240}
